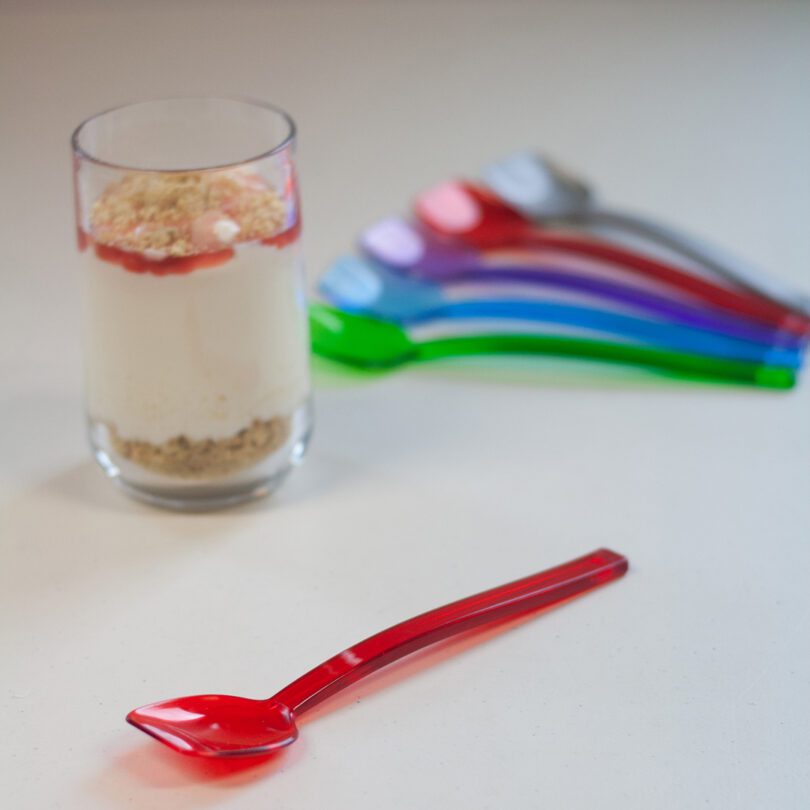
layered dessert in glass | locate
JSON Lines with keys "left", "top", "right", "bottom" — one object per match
{"left": 72, "top": 99, "right": 312, "bottom": 509}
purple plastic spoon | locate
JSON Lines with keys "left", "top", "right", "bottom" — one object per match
{"left": 360, "top": 218, "right": 802, "bottom": 349}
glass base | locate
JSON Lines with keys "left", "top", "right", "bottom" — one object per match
{"left": 88, "top": 399, "right": 313, "bottom": 511}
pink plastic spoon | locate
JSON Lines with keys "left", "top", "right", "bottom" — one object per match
{"left": 127, "top": 549, "right": 628, "bottom": 758}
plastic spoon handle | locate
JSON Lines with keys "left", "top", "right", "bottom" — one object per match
{"left": 581, "top": 208, "right": 810, "bottom": 318}
{"left": 420, "top": 300, "right": 801, "bottom": 367}
{"left": 272, "top": 549, "right": 628, "bottom": 716}
{"left": 517, "top": 232, "right": 808, "bottom": 334}
{"left": 453, "top": 267, "right": 802, "bottom": 348}
{"left": 414, "top": 333, "right": 795, "bottom": 388}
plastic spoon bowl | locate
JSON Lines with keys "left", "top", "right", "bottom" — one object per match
{"left": 483, "top": 152, "right": 810, "bottom": 318}
{"left": 128, "top": 549, "right": 629, "bottom": 758}
{"left": 319, "top": 256, "right": 802, "bottom": 368}
{"left": 414, "top": 181, "right": 810, "bottom": 337}
{"left": 309, "top": 303, "right": 795, "bottom": 388}
{"left": 361, "top": 218, "right": 804, "bottom": 349}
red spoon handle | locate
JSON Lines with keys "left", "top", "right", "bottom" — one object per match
{"left": 417, "top": 180, "right": 810, "bottom": 335}
{"left": 520, "top": 232, "right": 808, "bottom": 334}
{"left": 273, "top": 549, "right": 628, "bottom": 716}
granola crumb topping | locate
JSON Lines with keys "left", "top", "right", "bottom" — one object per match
{"left": 89, "top": 170, "right": 286, "bottom": 258}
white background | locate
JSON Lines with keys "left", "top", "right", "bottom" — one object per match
{"left": 1, "top": 2, "right": 809, "bottom": 808}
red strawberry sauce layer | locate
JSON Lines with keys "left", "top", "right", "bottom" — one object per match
{"left": 79, "top": 219, "right": 301, "bottom": 277}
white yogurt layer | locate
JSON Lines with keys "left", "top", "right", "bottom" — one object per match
{"left": 83, "top": 242, "right": 310, "bottom": 443}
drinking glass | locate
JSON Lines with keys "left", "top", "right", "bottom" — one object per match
{"left": 72, "top": 98, "right": 312, "bottom": 510}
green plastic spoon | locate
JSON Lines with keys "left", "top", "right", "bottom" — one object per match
{"left": 309, "top": 303, "right": 795, "bottom": 389}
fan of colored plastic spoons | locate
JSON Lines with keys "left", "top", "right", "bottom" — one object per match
{"left": 310, "top": 155, "right": 808, "bottom": 387}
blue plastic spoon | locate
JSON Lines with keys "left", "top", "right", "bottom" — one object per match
{"left": 319, "top": 256, "right": 802, "bottom": 368}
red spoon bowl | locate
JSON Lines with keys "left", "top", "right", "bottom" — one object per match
{"left": 128, "top": 696, "right": 298, "bottom": 758}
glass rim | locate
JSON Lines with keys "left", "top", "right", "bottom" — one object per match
{"left": 71, "top": 95, "right": 297, "bottom": 173}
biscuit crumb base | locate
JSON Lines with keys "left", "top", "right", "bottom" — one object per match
{"left": 109, "top": 416, "right": 291, "bottom": 479}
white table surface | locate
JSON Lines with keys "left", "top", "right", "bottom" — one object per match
{"left": 2, "top": 2, "right": 809, "bottom": 808}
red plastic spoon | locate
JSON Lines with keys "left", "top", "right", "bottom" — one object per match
{"left": 414, "top": 181, "right": 810, "bottom": 337}
{"left": 127, "top": 548, "right": 628, "bottom": 758}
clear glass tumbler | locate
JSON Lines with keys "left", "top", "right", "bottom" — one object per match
{"left": 72, "top": 98, "right": 312, "bottom": 510}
